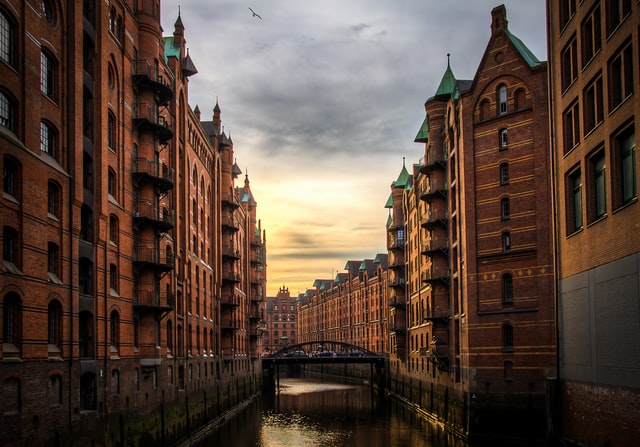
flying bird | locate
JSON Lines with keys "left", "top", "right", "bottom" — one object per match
{"left": 248, "top": 7, "right": 262, "bottom": 20}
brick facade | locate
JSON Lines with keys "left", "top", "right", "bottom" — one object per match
{"left": 547, "top": 1, "right": 640, "bottom": 445}
{"left": 0, "top": 1, "right": 266, "bottom": 445}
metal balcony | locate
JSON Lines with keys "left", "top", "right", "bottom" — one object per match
{"left": 421, "top": 237, "right": 449, "bottom": 256}
{"left": 134, "top": 246, "right": 174, "bottom": 273}
{"left": 222, "top": 245, "right": 240, "bottom": 260}
{"left": 419, "top": 180, "right": 448, "bottom": 202}
{"left": 419, "top": 149, "right": 447, "bottom": 175}
{"left": 134, "top": 288, "right": 175, "bottom": 314}
{"left": 421, "top": 209, "right": 449, "bottom": 229}
{"left": 132, "top": 158, "right": 174, "bottom": 193}
{"left": 421, "top": 268, "right": 450, "bottom": 285}
{"left": 133, "top": 104, "right": 174, "bottom": 144}
{"left": 134, "top": 201, "right": 174, "bottom": 232}
{"left": 423, "top": 307, "right": 451, "bottom": 322}
{"left": 132, "top": 60, "right": 175, "bottom": 106}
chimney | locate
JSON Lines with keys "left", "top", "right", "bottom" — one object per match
{"left": 491, "top": 4, "right": 508, "bottom": 36}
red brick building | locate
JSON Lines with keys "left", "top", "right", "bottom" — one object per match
{"left": 388, "top": 5, "right": 556, "bottom": 440}
{"left": 0, "top": 1, "right": 265, "bottom": 445}
{"left": 297, "top": 255, "right": 389, "bottom": 354}
{"left": 262, "top": 285, "right": 298, "bottom": 353}
{"left": 547, "top": 1, "right": 640, "bottom": 445}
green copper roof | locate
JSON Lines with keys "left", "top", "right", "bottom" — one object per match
{"left": 385, "top": 193, "right": 393, "bottom": 208}
{"left": 414, "top": 115, "right": 429, "bottom": 143}
{"left": 163, "top": 37, "right": 180, "bottom": 61}
{"left": 386, "top": 213, "right": 392, "bottom": 226}
{"left": 434, "top": 56, "right": 456, "bottom": 98}
{"left": 504, "top": 29, "right": 542, "bottom": 68}
{"left": 393, "top": 159, "right": 410, "bottom": 188}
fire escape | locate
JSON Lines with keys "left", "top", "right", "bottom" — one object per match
{"left": 419, "top": 147, "right": 451, "bottom": 371}
{"left": 131, "top": 58, "right": 175, "bottom": 368}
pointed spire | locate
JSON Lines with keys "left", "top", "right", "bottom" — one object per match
{"left": 393, "top": 157, "right": 411, "bottom": 188}
{"left": 434, "top": 53, "right": 456, "bottom": 99}
{"left": 194, "top": 104, "right": 201, "bottom": 120}
{"left": 174, "top": 6, "right": 184, "bottom": 30}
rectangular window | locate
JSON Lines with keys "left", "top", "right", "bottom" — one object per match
{"left": 499, "top": 128, "right": 508, "bottom": 150}
{"left": 567, "top": 169, "right": 583, "bottom": 233}
{"left": 0, "top": 12, "right": 13, "bottom": 65}
{"left": 612, "top": 124, "right": 636, "bottom": 207}
{"left": 48, "top": 242, "right": 58, "bottom": 275}
{"left": 561, "top": 35, "right": 578, "bottom": 91}
{"left": 559, "top": 0, "right": 576, "bottom": 30}
{"left": 3, "top": 226, "right": 18, "bottom": 264}
{"left": 41, "top": 51, "right": 55, "bottom": 99}
{"left": 605, "top": 0, "right": 631, "bottom": 37}
{"left": 501, "top": 198, "right": 510, "bottom": 220}
{"left": 0, "top": 92, "right": 12, "bottom": 130}
{"left": 581, "top": 5, "right": 602, "bottom": 68}
{"left": 590, "top": 152, "right": 607, "bottom": 221}
{"left": 583, "top": 73, "right": 603, "bottom": 134}
{"left": 502, "top": 232, "right": 511, "bottom": 252}
{"left": 500, "top": 163, "right": 509, "bottom": 185}
{"left": 608, "top": 40, "right": 634, "bottom": 111}
{"left": 41, "top": 122, "right": 55, "bottom": 158}
{"left": 563, "top": 101, "right": 580, "bottom": 153}
{"left": 107, "top": 113, "right": 115, "bottom": 150}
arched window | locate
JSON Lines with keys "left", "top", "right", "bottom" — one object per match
{"left": 167, "top": 319, "right": 173, "bottom": 353}
{"left": 502, "top": 323, "right": 514, "bottom": 351}
{"left": 3, "top": 225, "right": 20, "bottom": 268}
{"left": 502, "top": 232, "right": 511, "bottom": 252}
{"left": 500, "top": 162, "right": 509, "bottom": 185}
{"left": 48, "top": 300, "right": 62, "bottom": 350}
{"left": 0, "top": 90, "right": 15, "bottom": 131}
{"left": 109, "top": 263, "right": 118, "bottom": 293}
{"left": 0, "top": 10, "right": 16, "bottom": 66}
{"left": 109, "top": 214, "right": 118, "bottom": 245}
{"left": 498, "top": 84, "right": 507, "bottom": 115}
{"left": 48, "top": 181, "right": 61, "bottom": 218}
{"left": 41, "top": 49, "right": 56, "bottom": 100}
{"left": 107, "top": 112, "right": 116, "bottom": 150}
{"left": 499, "top": 128, "right": 508, "bottom": 150}
{"left": 501, "top": 197, "right": 510, "bottom": 220}
{"left": 40, "top": 121, "right": 58, "bottom": 160}
{"left": 502, "top": 274, "right": 513, "bottom": 304}
{"left": 479, "top": 98, "right": 490, "bottom": 121}
{"left": 2, "top": 156, "right": 20, "bottom": 199}
{"left": 3, "top": 293, "right": 21, "bottom": 351}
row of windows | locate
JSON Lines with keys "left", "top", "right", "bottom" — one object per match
{"left": 559, "top": 0, "right": 632, "bottom": 36}
{"left": 566, "top": 124, "right": 636, "bottom": 233}
{"left": 478, "top": 84, "right": 529, "bottom": 121}
{"left": 2, "top": 291, "right": 225, "bottom": 362}
{"left": 562, "top": 38, "right": 634, "bottom": 153}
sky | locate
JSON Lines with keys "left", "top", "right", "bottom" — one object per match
{"left": 160, "top": 1, "right": 548, "bottom": 297}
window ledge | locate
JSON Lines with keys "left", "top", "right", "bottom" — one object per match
{"left": 48, "top": 272, "right": 63, "bottom": 284}
{"left": 2, "top": 261, "right": 22, "bottom": 275}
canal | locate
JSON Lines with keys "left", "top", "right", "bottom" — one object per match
{"left": 192, "top": 375, "right": 466, "bottom": 447}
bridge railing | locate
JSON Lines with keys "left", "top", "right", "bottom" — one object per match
{"left": 267, "top": 340, "right": 380, "bottom": 359}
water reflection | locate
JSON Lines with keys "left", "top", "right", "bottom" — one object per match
{"left": 195, "top": 377, "right": 459, "bottom": 447}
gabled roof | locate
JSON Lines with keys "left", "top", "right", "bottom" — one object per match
{"left": 504, "top": 28, "right": 542, "bottom": 68}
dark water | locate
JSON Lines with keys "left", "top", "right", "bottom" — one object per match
{"left": 194, "top": 377, "right": 465, "bottom": 447}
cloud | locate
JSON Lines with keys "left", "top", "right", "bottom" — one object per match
{"left": 162, "top": 0, "right": 547, "bottom": 295}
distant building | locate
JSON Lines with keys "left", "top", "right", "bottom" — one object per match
{"left": 547, "top": 1, "right": 640, "bottom": 445}
{"left": 263, "top": 286, "right": 298, "bottom": 352}
{"left": 297, "top": 255, "right": 389, "bottom": 353}
{"left": 0, "top": 1, "right": 265, "bottom": 444}
{"left": 388, "top": 5, "right": 555, "bottom": 440}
